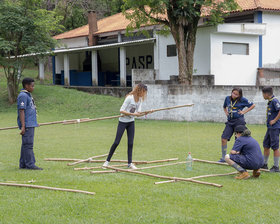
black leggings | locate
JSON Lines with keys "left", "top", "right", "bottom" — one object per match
{"left": 107, "top": 121, "right": 135, "bottom": 164}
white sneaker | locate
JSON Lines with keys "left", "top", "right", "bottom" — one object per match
{"left": 128, "top": 163, "right": 137, "bottom": 169}
{"left": 102, "top": 161, "right": 109, "bottom": 169}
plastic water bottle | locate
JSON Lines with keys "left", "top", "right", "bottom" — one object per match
{"left": 186, "top": 152, "right": 193, "bottom": 171}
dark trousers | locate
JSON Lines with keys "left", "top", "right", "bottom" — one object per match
{"left": 20, "top": 127, "right": 36, "bottom": 168}
{"left": 107, "top": 121, "right": 135, "bottom": 164}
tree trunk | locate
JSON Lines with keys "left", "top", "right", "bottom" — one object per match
{"left": 5, "top": 67, "right": 19, "bottom": 104}
{"left": 7, "top": 75, "right": 19, "bottom": 104}
{"left": 170, "top": 20, "right": 199, "bottom": 85}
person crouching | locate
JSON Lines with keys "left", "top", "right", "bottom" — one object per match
{"left": 225, "top": 125, "right": 264, "bottom": 180}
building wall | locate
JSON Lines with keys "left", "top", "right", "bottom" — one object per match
{"left": 210, "top": 33, "right": 259, "bottom": 85}
{"left": 140, "top": 83, "right": 270, "bottom": 124}
{"left": 157, "top": 34, "right": 179, "bottom": 80}
{"left": 193, "top": 26, "right": 213, "bottom": 75}
{"left": 126, "top": 44, "right": 154, "bottom": 76}
{"left": 262, "top": 12, "right": 280, "bottom": 68}
{"left": 57, "top": 37, "right": 88, "bottom": 49}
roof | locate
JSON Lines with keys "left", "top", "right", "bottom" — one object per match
{"left": 54, "top": 0, "right": 280, "bottom": 40}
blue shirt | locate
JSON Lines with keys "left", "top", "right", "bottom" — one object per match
{"left": 266, "top": 96, "right": 280, "bottom": 129}
{"left": 223, "top": 96, "right": 253, "bottom": 121}
{"left": 17, "top": 90, "right": 38, "bottom": 129}
{"left": 232, "top": 136, "right": 264, "bottom": 169}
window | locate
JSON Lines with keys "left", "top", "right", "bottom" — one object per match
{"left": 167, "top": 45, "right": 177, "bottom": 57}
{"left": 223, "top": 42, "right": 249, "bottom": 55}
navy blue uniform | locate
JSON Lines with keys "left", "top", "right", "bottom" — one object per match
{"left": 230, "top": 136, "right": 264, "bottom": 170}
{"left": 17, "top": 90, "right": 38, "bottom": 169}
{"left": 263, "top": 96, "right": 280, "bottom": 150}
{"left": 222, "top": 96, "right": 253, "bottom": 141}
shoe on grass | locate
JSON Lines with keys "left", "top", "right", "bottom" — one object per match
{"left": 253, "top": 169, "right": 261, "bottom": 178}
{"left": 261, "top": 164, "right": 268, "bottom": 170}
{"left": 102, "top": 161, "right": 109, "bottom": 169}
{"left": 269, "top": 166, "right": 280, "bottom": 173}
{"left": 27, "top": 166, "right": 43, "bottom": 170}
{"left": 128, "top": 163, "right": 137, "bottom": 169}
{"left": 217, "top": 158, "right": 226, "bottom": 163}
{"left": 234, "top": 171, "right": 250, "bottom": 180}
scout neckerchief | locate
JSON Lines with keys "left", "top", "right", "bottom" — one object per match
{"left": 266, "top": 96, "right": 276, "bottom": 121}
{"left": 20, "top": 89, "right": 37, "bottom": 116}
{"left": 230, "top": 98, "right": 238, "bottom": 119}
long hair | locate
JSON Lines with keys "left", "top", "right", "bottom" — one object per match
{"left": 231, "top": 88, "right": 243, "bottom": 101}
{"left": 127, "top": 83, "right": 148, "bottom": 101}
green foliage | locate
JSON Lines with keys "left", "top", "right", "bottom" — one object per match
{"left": 0, "top": 0, "right": 63, "bottom": 102}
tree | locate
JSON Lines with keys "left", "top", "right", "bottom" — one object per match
{"left": 0, "top": 0, "right": 62, "bottom": 103}
{"left": 123, "top": 0, "right": 238, "bottom": 84}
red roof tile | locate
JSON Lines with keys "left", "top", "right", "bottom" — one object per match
{"left": 54, "top": 0, "right": 280, "bottom": 40}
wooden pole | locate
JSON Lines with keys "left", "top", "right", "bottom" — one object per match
{"left": 74, "top": 158, "right": 179, "bottom": 170}
{"left": 90, "top": 170, "right": 116, "bottom": 174}
{"left": 74, "top": 163, "right": 127, "bottom": 171}
{"left": 0, "top": 104, "right": 193, "bottom": 131}
{"left": 0, "top": 118, "right": 90, "bottom": 131}
{"left": 193, "top": 158, "right": 270, "bottom": 172}
{"left": 89, "top": 161, "right": 186, "bottom": 173}
{"left": 44, "top": 158, "right": 81, "bottom": 162}
{"left": 67, "top": 154, "right": 108, "bottom": 166}
{"left": 106, "top": 166, "right": 222, "bottom": 188}
{"left": 63, "top": 104, "right": 193, "bottom": 125}
{"left": 154, "top": 172, "right": 238, "bottom": 185}
{"left": 0, "top": 182, "right": 95, "bottom": 195}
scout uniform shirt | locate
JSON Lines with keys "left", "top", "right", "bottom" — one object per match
{"left": 266, "top": 95, "right": 280, "bottom": 129}
{"left": 119, "top": 95, "right": 142, "bottom": 123}
{"left": 17, "top": 90, "right": 38, "bottom": 129}
{"left": 223, "top": 96, "right": 253, "bottom": 121}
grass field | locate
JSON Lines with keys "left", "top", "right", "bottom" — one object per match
{"left": 0, "top": 68, "right": 280, "bottom": 224}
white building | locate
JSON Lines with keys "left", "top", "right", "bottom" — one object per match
{"left": 46, "top": 0, "right": 280, "bottom": 87}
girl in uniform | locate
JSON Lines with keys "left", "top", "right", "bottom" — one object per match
{"left": 103, "top": 83, "right": 149, "bottom": 169}
{"left": 219, "top": 88, "right": 255, "bottom": 162}
{"left": 225, "top": 125, "right": 264, "bottom": 179}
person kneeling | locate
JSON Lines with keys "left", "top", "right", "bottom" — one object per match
{"left": 225, "top": 125, "right": 264, "bottom": 180}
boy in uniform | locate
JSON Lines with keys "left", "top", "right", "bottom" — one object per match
{"left": 17, "top": 78, "right": 42, "bottom": 170}
{"left": 262, "top": 87, "right": 280, "bottom": 172}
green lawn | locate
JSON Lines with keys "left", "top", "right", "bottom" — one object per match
{"left": 0, "top": 68, "right": 279, "bottom": 224}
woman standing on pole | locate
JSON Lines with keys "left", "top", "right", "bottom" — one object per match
{"left": 103, "top": 83, "right": 149, "bottom": 169}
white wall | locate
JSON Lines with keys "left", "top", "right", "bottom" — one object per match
{"left": 157, "top": 34, "right": 179, "bottom": 80}
{"left": 193, "top": 26, "right": 213, "bottom": 75}
{"left": 55, "top": 54, "right": 64, "bottom": 74}
{"left": 126, "top": 44, "right": 154, "bottom": 76}
{"left": 210, "top": 33, "right": 259, "bottom": 85}
{"left": 262, "top": 12, "right": 280, "bottom": 68}
{"left": 57, "top": 37, "right": 88, "bottom": 49}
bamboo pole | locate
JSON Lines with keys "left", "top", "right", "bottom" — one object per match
{"left": 67, "top": 154, "right": 108, "bottom": 166}
{"left": 75, "top": 158, "right": 179, "bottom": 170}
{"left": 0, "top": 182, "right": 95, "bottom": 195}
{"left": 154, "top": 172, "right": 239, "bottom": 185}
{"left": 106, "top": 166, "right": 222, "bottom": 188}
{"left": 44, "top": 158, "right": 81, "bottom": 162}
{"left": 0, "top": 104, "right": 193, "bottom": 131}
{"left": 62, "top": 104, "right": 194, "bottom": 125}
{"left": 193, "top": 158, "right": 270, "bottom": 172}
{"left": 89, "top": 161, "right": 186, "bottom": 174}
{"left": 90, "top": 170, "right": 116, "bottom": 174}
{"left": 74, "top": 163, "right": 127, "bottom": 171}
{"left": 0, "top": 118, "right": 90, "bottom": 131}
